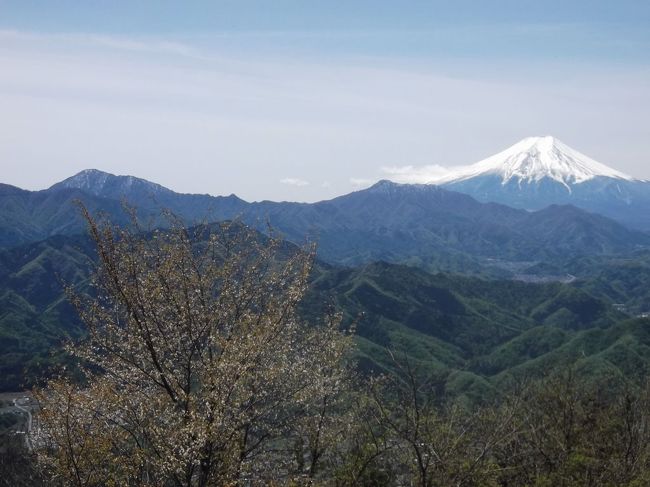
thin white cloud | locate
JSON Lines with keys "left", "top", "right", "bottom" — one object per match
{"left": 280, "top": 177, "right": 310, "bottom": 187}
{"left": 0, "top": 29, "right": 204, "bottom": 59}
{"left": 88, "top": 35, "right": 203, "bottom": 58}
{"left": 349, "top": 178, "right": 375, "bottom": 188}
{"left": 381, "top": 164, "right": 452, "bottom": 184}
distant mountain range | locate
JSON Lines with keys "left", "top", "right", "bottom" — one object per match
{"left": 433, "top": 136, "right": 650, "bottom": 231}
{"left": 2, "top": 167, "right": 649, "bottom": 276}
{"left": 3, "top": 145, "right": 650, "bottom": 396}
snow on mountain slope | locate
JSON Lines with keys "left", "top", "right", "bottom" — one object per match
{"left": 431, "top": 136, "right": 650, "bottom": 230}
{"left": 434, "top": 136, "right": 637, "bottom": 189}
{"left": 50, "top": 169, "right": 169, "bottom": 196}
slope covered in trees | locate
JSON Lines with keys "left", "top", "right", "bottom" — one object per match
{"left": 0, "top": 207, "right": 648, "bottom": 484}
{"left": 3, "top": 209, "right": 642, "bottom": 486}
{"left": 1, "top": 225, "right": 648, "bottom": 401}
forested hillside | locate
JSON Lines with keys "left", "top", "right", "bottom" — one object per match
{"left": 2, "top": 226, "right": 648, "bottom": 401}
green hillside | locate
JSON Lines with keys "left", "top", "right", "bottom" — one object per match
{"left": 1, "top": 229, "right": 648, "bottom": 403}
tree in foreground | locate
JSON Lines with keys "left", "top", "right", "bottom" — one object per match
{"left": 363, "top": 354, "right": 520, "bottom": 487}
{"left": 34, "top": 209, "right": 352, "bottom": 486}
{"left": 496, "top": 371, "right": 650, "bottom": 486}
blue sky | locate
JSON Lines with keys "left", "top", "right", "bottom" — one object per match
{"left": 4, "top": 2, "right": 649, "bottom": 35}
{"left": 4, "top": 1, "right": 649, "bottom": 63}
{"left": 1, "top": 1, "right": 649, "bottom": 201}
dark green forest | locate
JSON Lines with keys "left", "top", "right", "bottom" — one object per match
{"left": 2, "top": 230, "right": 650, "bottom": 397}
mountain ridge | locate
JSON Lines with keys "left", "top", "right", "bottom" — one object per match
{"left": 2, "top": 171, "right": 649, "bottom": 274}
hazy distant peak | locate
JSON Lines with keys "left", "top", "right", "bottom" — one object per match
{"left": 435, "top": 136, "right": 636, "bottom": 187}
{"left": 54, "top": 169, "right": 111, "bottom": 191}
{"left": 50, "top": 169, "right": 170, "bottom": 196}
{"left": 367, "top": 179, "right": 402, "bottom": 191}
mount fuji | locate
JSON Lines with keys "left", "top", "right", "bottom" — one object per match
{"left": 434, "top": 136, "right": 650, "bottom": 231}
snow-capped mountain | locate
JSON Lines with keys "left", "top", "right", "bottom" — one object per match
{"left": 435, "top": 136, "right": 650, "bottom": 231}
{"left": 436, "top": 136, "right": 636, "bottom": 188}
